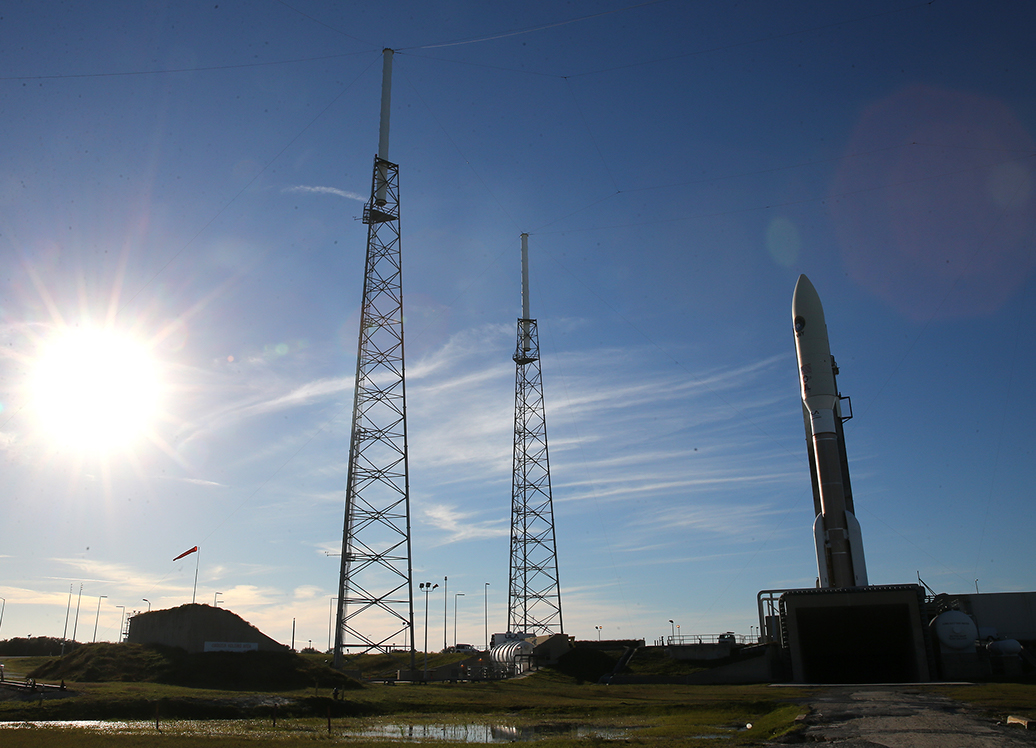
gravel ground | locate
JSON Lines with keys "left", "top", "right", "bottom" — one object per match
{"left": 800, "top": 686, "right": 1036, "bottom": 747}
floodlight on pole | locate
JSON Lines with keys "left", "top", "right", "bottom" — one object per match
{"left": 669, "top": 620, "right": 675, "bottom": 641}
{"left": 484, "top": 583, "right": 490, "bottom": 651}
{"left": 420, "top": 582, "right": 438, "bottom": 679}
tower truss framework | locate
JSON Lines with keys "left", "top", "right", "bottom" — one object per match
{"left": 334, "top": 156, "right": 415, "bottom": 670}
{"left": 508, "top": 318, "right": 564, "bottom": 635}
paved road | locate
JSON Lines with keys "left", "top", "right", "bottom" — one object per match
{"left": 801, "top": 687, "right": 1036, "bottom": 747}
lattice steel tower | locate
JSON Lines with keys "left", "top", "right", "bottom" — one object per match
{"left": 334, "top": 49, "right": 415, "bottom": 671}
{"left": 508, "top": 233, "right": 564, "bottom": 635}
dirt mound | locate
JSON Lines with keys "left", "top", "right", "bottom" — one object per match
{"left": 31, "top": 643, "right": 362, "bottom": 691}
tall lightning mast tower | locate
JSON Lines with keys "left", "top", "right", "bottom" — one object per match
{"left": 334, "top": 49, "right": 415, "bottom": 671}
{"left": 508, "top": 233, "right": 564, "bottom": 635}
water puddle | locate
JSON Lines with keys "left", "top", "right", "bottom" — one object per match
{"left": 354, "top": 722, "right": 628, "bottom": 742}
{"left": 0, "top": 719, "right": 628, "bottom": 742}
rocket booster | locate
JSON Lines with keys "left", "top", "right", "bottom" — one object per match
{"left": 792, "top": 274, "right": 868, "bottom": 589}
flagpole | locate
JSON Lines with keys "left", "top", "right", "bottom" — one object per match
{"left": 193, "top": 548, "right": 200, "bottom": 604}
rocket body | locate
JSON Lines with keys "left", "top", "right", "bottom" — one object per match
{"left": 793, "top": 275, "right": 868, "bottom": 588}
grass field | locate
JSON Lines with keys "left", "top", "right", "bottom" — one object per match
{"left": 0, "top": 650, "right": 814, "bottom": 746}
{"left": 3, "top": 648, "right": 1035, "bottom": 746}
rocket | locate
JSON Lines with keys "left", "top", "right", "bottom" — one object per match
{"left": 792, "top": 274, "right": 868, "bottom": 588}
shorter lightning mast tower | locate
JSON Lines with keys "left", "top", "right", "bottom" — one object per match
{"left": 334, "top": 49, "right": 416, "bottom": 670}
{"left": 508, "top": 233, "right": 564, "bottom": 635}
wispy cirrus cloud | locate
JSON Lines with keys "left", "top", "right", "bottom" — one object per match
{"left": 162, "top": 476, "right": 226, "bottom": 487}
{"left": 284, "top": 185, "right": 366, "bottom": 202}
{"left": 422, "top": 503, "right": 509, "bottom": 544}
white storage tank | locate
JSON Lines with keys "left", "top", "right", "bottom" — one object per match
{"left": 490, "top": 639, "right": 534, "bottom": 673}
{"left": 932, "top": 610, "right": 978, "bottom": 652}
{"left": 986, "top": 638, "right": 1022, "bottom": 656}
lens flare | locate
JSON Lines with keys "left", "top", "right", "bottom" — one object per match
{"left": 31, "top": 327, "right": 161, "bottom": 452}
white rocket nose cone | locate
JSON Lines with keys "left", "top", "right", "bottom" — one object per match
{"left": 792, "top": 274, "right": 823, "bottom": 332}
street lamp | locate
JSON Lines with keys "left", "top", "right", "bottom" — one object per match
{"left": 0, "top": 597, "right": 6, "bottom": 640}
{"left": 668, "top": 619, "right": 675, "bottom": 642}
{"left": 484, "top": 583, "right": 490, "bottom": 651}
{"left": 419, "top": 582, "right": 438, "bottom": 679}
{"left": 595, "top": 626, "right": 602, "bottom": 641}
{"left": 454, "top": 593, "right": 465, "bottom": 649}
{"left": 213, "top": 592, "right": 223, "bottom": 608}
{"left": 116, "top": 606, "right": 126, "bottom": 643}
{"left": 92, "top": 595, "right": 108, "bottom": 642}
{"left": 443, "top": 576, "right": 448, "bottom": 653}
{"left": 142, "top": 598, "right": 151, "bottom": 612}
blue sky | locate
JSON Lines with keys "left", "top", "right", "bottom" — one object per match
{"left": 1, "top": 0, "right": 1034, "bottom": 650}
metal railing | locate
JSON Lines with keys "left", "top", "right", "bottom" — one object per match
{"left": 664, "top": 633, "right": 754, "bottom": 646}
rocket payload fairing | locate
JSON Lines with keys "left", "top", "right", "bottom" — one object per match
{"left": 792, "top": 274, "right": 868, "bottom": 589}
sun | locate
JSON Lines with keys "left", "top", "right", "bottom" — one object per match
{"left": 30, "top": 326, "right": 162, "bottom": 452}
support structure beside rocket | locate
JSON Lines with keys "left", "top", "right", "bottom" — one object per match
{"left": 792, "top": 274, "right": 868, "bottom": 589}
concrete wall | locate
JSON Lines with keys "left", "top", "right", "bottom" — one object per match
{"left": 126, "top": 603, "right": 287, "bottom": 654}
{"left": 956, "top": 592, "right": 1036, "bottom": 641}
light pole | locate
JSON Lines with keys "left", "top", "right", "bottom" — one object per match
{"left": 71, "top": 583, "right": 84, "bottom": 644}
{"left": 142, "top": 598, "right": 151, "bottom": 612}
{"left": 668, "top": 619, "right": 675, "bottom": 642}
{"left": 92, "top": 595, "right": 107, "bottom": 642}
{"left": 454, "top": 593, "right": 465, "bottom": 649}
{"left": 0, "top": 597, "right": 6, "bottom": 640}
{"left": 328, "top": 596, "right": 338, "bottom": 653}
{"left": 116, "top": 606, "right": 126, "bottom": 643}
{"left": 61, "top": 584, "right": 73, "bottom": 655}
{"left": 676, "top": 624, "right": 680, "bottom": 642}
{"left": 419, "top": 582, "right": 438, "bottom": 679}
{"left": 442, "top": 576, "right": 448, "bottom": 653}
{"left": 484, "top": 583, "right": 490, "bottom": 651}
{"left": 213, "top": 592, "right": 222, "bottom": 608}
{"left": 595, "top": 626, "right": 602, "bottom": 641}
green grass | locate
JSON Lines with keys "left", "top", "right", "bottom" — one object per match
{"left": 10, "top": 645, "right": 1036, "bottom": 747}
{"left": 2, "top": 655, "right": 58, "bottom": 679}
{"left": 0, "top": 662, "right": 813, "bottom": 745}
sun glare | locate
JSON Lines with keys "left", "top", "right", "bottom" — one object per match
{"left": 31, "top": 327, "right": 162, "bottom": 452}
